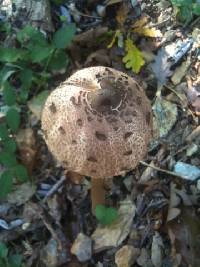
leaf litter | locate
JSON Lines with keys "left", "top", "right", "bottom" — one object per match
{"left": 0, "top": 0, "right": 200, "bottom": 266}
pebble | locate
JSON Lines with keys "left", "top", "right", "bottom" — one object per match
{"left": 71, "top": 233, "right": 92, "bottom": 262}
{"left": 96, "top": 5, "right": 106, "bottom": 17}
{"left": 174, "top": 161, "right": 200, "bottom": 181}
{"left": 115, "top": 245, "right": 140, "bottom": 267}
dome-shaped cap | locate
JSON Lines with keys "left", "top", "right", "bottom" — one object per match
{"left": 41, "top": 67, "right": 153, "bottom": 178}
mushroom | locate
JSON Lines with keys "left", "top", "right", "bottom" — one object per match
{"left": 41, "top": 66, "right": 153, "bottom": 212}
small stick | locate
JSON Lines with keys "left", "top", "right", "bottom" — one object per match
{"left": 42, "top": 175, "right": 66, "bottom": 203}
{"left": 139, "top": 161, "right": 184, "bottom": 179}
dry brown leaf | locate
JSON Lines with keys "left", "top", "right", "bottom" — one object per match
{"left": 84, "top": 49, "right": 111, "bottom": 67}
{"left": 116, "top": 3, "right": 129, "bottom": 26}
{"left": 171, "top": 57, "right": 191, "bottom": 85}
{"left": 168, "top": 207, "right": 200, "bottom": 267}
{"left": 16, "top": 128, "right": 37, "bottom": 175}
{"left": 132, "top": 16, "right": 149, "bottom": 28}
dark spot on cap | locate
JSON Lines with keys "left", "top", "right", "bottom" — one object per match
{"left": 125, "top": 119, "right": 132, "bottom": 124}
{"left": 49, "top": 102, "right": 56, "bottom": 113}
{"left": 96, "top": 73, "right": 101, "bottom": 79}
{"left": 121, "top": 74, "right": 128, "bottom": 80}
{"left": 58, "top": 126, "right": 65, "bottom": 135}
{"left": 70, "top": 96, "right": 81, "bottom": 106}
{"left": 123, "top": 150, "right": 132, "bottom": 156}
{"left": 87, "top": 116, "right": 93, "bottom": 122}
{"left": 72, "top": 140, "right": 77, "bottom": 144}
{"left": 106, "top": 116, "right": 118, "bottom": 124}
{"left": 124, "top": 132, "right": 133, "bottom": 139}
{"left": 135, "top": 84, "right": 141, "bottom": 91}
{"left": 114, "top": 126, "right": 119, "bottom": 131}
{"left": 95, "top": 131, "right": 107, "bottom": 141}
{"left": 87, "top": 156, "right": 97, "bottom": 162}
{"left": 105, "top": 68, "right": 113, "bottom": 75}
{"left": 146, "top": 112, "right": 151, "bottom": 125}
{"left": 127, "top": 89, "right": 133, "bottom": 98}
{"left": 77, "top": 119, "right": 83, "bottom": 127}
{"left": 124, "top": 80, "right": 129, "bottom": 85}
{"left": 136, "top": 96, "right": 142, "bottom": 105}
{"left": 132, "top": 110, "right": 137, "bottom": 116}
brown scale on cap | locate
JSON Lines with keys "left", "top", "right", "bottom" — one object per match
{"left": 41, "top": 66, "right": 153, "bottom": 211}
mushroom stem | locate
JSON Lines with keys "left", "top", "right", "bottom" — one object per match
{"left": 91, "top": 178, "right": 105, "bottom": 214}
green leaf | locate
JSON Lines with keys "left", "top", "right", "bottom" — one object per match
{"left": 13, "top": 164, "right": 29, "bottom": 182}
{"left": 8, "top": 254, "right": 23, "bottom": 267}
{"left": 171, "top": 0, "right": 192, "bottom": 7}
{"left": 0, "top": 258, "right": 6, "bottom": 266}
{"left": 179, "top": 5, "right": 193, "bottom": 22}
{"left": 52, "top": 24, "right": 76, "bottom": 49}
{"left": 95, "top": 204, "right": 107, "bottom": 221}
{"left": 3, "top": 81, "right": 16, "bottom": 106}
{"left": 0, "top": 47, "right": 23, "bottom": 63}
{"left": 0, "top": 170, "right": 13, "bottom": 198}
{"left": 6, "top": 108, "right": 20, "bottom": 132}
{"left": 0, "top": 242, "right": 8, "bottom": 258}
{"left": 4, "top": 138, "right": 17, "bottom": 153}
{"left": 17, "top": 25, "right": 47, "bottom": 46}
{"left": 19, "top": 69, "right": 33, "bottom": 89}
{"left": 95, "top": 205, "right": 118, "bottom": 225}
{"left": 29, "top": 45, "right": 54, "bottom": 63}
{"left": 0, "top": 123, "right": 9, "bottom": 140}
{"left": 0, "top": 66, "right": 16, "bottom": 84}
{"left": 19, "top": 88, "right": 29, "bottom": 102}
{"left": 48, "top": 49, "right": 69, "bottom": 71}
{"left": 193, "top": 3, "right": 200, "bottom": 15}
{"left": 0, "top": 151, "right": 17, "bottom": 167}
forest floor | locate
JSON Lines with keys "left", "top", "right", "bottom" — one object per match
{"left": 0, "top": 0, "right": 200, "bottom": 266}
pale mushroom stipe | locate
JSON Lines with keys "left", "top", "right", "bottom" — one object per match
{"left": 41, "top": 66, "right": 153, "bottom": 211}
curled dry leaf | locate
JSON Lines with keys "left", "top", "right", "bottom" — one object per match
{"left": 151, "top": 39, "right": 193, "bottom": 86}
{"left": 153, "top": 97, "right": 178, "bottom": 139}
{"left": 167, "top": 182, "right": 181, "bottom": 222}
{"left": 92, "top": 199, "right": 136, "bottom": 252}
{"left": 171, "top": 57, "right": 191, "bottom": 85}
{"left": 28, "top": 90, "right": 49, "bottom": 120}
{"left": 168, "top": 207, "right": 200, "bottom": 267}
{"left": 7, "top": 182, "right": 36, "bottom": 206}
{"left": 151, "top": 47, "right": 173, "bottom": 86}
{"left": 151, "top": 232, "right": 163, "bottom": 267}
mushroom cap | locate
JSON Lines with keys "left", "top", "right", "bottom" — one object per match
{"left": 41, "top": 67, "right": 153, "bottom": 178}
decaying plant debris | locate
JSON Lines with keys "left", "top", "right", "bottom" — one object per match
{"left": 0, "top": 0, "right": 200, "bottom": 266}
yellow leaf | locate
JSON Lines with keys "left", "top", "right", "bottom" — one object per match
{"left": 122, "top": 38, "right": 145, "bottom": 73}
{"left": 132, "top": 16, "right": 162, "bottom": 38}
{"left": 107, "top": 30, "right": 123, "bottom": 48}
{"left": 133, "top": 27, "right": 162, "bottom": 37}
